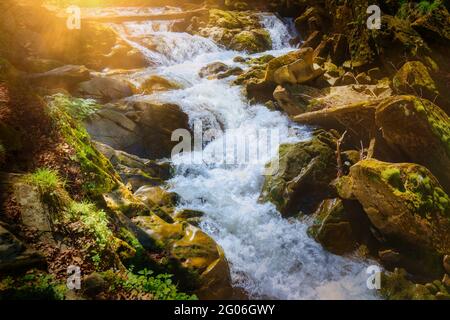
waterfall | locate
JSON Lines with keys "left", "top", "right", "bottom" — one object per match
{"left": 112, "top": 9, "right": 380, "bottom": 300}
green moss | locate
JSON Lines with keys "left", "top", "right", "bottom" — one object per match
{"left": 0, "top": 271, "right": 66, "bottom": 300}
{"left": 381, "top": 168, "right": 405, "bottom": 191}
{"left": 47, "top": 94, "right": 119, "bottom": 196}
{"left": 380, "top": 269, "right": 435, "bottom": 300}
{"left": 118, "top": 227, "right": 148, "bottom": 269}
{"left": 413, "top": 98, "right": 450, "bottom": 158}
{"left": 362, "top": 160, "right": 450, "bottom": 218}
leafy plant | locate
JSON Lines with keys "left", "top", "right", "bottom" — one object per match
{"left": 0, "top": 271, "right": 66, "bottom": 300}
{"left": 417, "top": 0, "right": 441, "bottom": 14}
{"left": 106, "top": 269, "right": 197, "bottom": 300}
{"left": 26, "top": 168, "right": 63, "bottom": 193}
{"left": 50, "top": 93, "right": 100, "bottom": 121}
{"left": 65, "top": 201, "right": 114, "bottom": 265}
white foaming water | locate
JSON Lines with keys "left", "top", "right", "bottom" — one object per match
{"left": 259, "top": 14, "right": 297, "bottom": 50}
{"left": 113, "top": 20, "right": 219, "bottom": 65}
{"left": 114, "top": 10, "right": 380, "bottom": 300}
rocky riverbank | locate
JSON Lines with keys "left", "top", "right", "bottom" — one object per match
{"left": 0, "top": 0, "right": 450, "bottom": 300}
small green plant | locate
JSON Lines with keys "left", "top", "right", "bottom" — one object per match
{"left": 0, "top": 271, "right": 66, "bottom": 300}
{"left": 50, "top": 93, "right": 100, "bottom": 121}
{"left": 26, "top": 168, "right": 63, "bottom": 193}
{"left": 66, "top": 201, "right": 114, "bottom": 265}
{"left": 417, "top": 0, "right": 441, "bottom": 14}
{"left": 108, "top": 269, "right": 197, "bottom": 300}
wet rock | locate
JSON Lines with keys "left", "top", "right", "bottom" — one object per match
{"left": 93, "top": 141, "right": 171, "bottom": 191}
{"left": 133, "top": 215, "right": 233, "bottom": 299}
{"left": 379, "top": 249, "right": 402, "bottom": 267}
{"left": 199, "top": 62, "right": 229, "bottom": 78}
{"left": 308, "top": 199, "right": 357, "bottom": 254}
{"left": 174, "top": 209, "right": 204, "bottom": 227}
{"left": 335, "top": 72, "right": 356, "bottom": 86}
{"left": 82, "top": 273, "right": 108, "bottom": 298}
{"left": 13, "top": 182, "right": 52, "bottom": 233}
{"left": 272, "top": 47, "right": 324, "bottom": 85}
{"left": 393, "top": 61, "right": 439, "bottom": 101}
{"left": 294, "top": 7, "right": 327, "bottom": 38}
{"left": 26, "top": 65, "right": 91, "bottom": 91}
{"left": 343, "top": 159, "right": 450, "bottom": 276}
{"left": 76, "top": 77, "right": 134, "bottom": 102}
{"left": 444, "top": 255, "right": 450, "bottom": 274}
{"left": 102, "top": 43, "right": 148, "bottom": 70}
{"left": 229, "top": 29, "right": 272, "bottom": 53}
{"left": 260, "top": 130, "right": 337, "bottom": 216}
{"left": 356, "top": 72, "right": 372, "bottom": 85}
{"left": 380, "top": 268, "right": 436, "bottom": 300}
{"left": 86, "top": 100, "right": 190, "bottom": 159}
{"left": 190, "top": 9, "right": 271, "bottom": 54}
{"left": 0, "top": 224, "right": 46, "bottom": 273}
{"left": 273, "top": 84, "right": 324, "bottom": 117}
{"left": 368, "top": 68, "right": 383, "bottom": 80}
{"left": 134, "top": 185, "right": 178, "bottom": 219}
{"left": 375, "top": 95, "right": 450, "bottom": 192}
{"left": 138, "top": 75, "right": 182, "bottom": 95}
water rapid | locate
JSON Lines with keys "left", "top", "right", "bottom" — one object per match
{"left": 112, "top": 10, "right": 379, "bottom": 300}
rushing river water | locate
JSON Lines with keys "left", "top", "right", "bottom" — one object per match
{"left": 110, "top": 9, "right": 379, "bottom": 300}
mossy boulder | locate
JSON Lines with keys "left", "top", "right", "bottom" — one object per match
{"left": 260, "top": 130, "right": 337, "bottom": 216}
{"left": 229, "top": 29, "right": 272, "bottom": 53}
{"left": 132, "top": 215, "right": 233, "bottom": 299}
{"left": 393, "top": 61, "right": 439, "bottom": 101}
{"left": 343, "top": 159, "right": 450, "bottom": 277}
{"left": 189, "top": 9, "right": 271, "bottom": 53}
{"left": 308, "top": 198, "right": 357, "bottom": 255}
{"left": 138, "top": 75, "right": 182, "bottom": 95}
{"left": 376, "top": 95, "right": 450, "bottom": 193}
{"left": 380, "top": 268, "right": 450, "bottom": 300}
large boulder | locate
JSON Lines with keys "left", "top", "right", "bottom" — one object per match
{"left": 85, "top": 99, "right": 190, "bottom": 160}
{"left": 341, "top": 159, "right": 450, "bottom": 276}
{"left": 260, "top": 130, "right": 337, "bottom": 216}
{"left": 376, "top": 96, "right": 450, "bottom": 193}
{"left": 308, "top": 198, "right": 357, "bottom": 255}
{"left": 275, "top": 83, "right": 391, "bottom": 118}
{"left": 272, "top": 48, "right": 324, "bottom": 85}
{"left": 26, "top": 65, "right": 91, "bottom": 91}
{"left": 93, "top": 141, "right": 171, "bottom": 191}
{"left": 393, "top": 61, "right": 439, "bottom": 101}
{"left": 189, "top": 9, "right": 272, "bottom": 53}
{"left": 0, "top": 224, "right": 46, "bottom": 273}
{"left": 76, "top": 77, "right": 134, "bottom": 102}
{"left": 132, "top": 215, "right": 233, "bottom": 299}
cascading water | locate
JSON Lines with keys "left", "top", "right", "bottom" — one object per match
{"left": 112, "top": 10, "right": 380, "bottom": 300}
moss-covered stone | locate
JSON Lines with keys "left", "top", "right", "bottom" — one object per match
{"left": 308, "top": 198, "right": 357, "bottom": 254}
{"left": 393, "top": 61, "right": 438, "bottom": 100}
{"left": 376, "top": 95, "right": 450, "bottom": 192}
{"left": 260, "top": 129, "right": 337, "bottom": 216}
{"left": 132, "top": 215, "right": 233, "bottom": 299}
{"left": 344, "top": 159, "right": 450, "bottom": 276}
